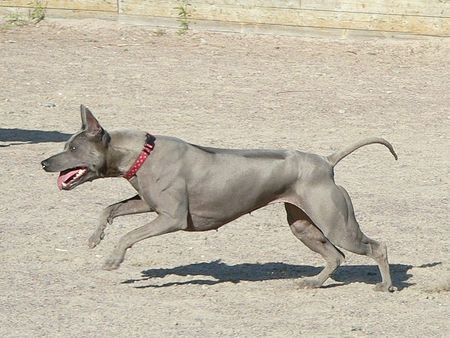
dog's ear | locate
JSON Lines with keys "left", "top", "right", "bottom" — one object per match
{"left": 80, "top": 105, "right": 103, "bottom": 137}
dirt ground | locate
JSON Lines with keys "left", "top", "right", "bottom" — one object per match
{"left": 0, "top": 18, "right": 449, "bottom": 337}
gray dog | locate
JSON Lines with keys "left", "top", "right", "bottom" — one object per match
{"left": 42, "top": 105, "right": 398, "bottom": 291}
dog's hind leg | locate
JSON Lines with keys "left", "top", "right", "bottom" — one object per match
{"left": 285, "top": 203, "right": 345, "bottom": 289}
{"left": 330, "top": 186, "right": 395, "bottom": 292}
{"left": 297, "top": 182, "right": 394, "bottom": 292}
{"left": 88, "top": 195, "right": 153, "bottom": 249}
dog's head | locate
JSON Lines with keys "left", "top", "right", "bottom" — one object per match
{"left": 41, "top": 105, "right": 111, "bottom": 190}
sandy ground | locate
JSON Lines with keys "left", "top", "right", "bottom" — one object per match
{"left": 0, "top": 19, "right": 449, "bottom": 337}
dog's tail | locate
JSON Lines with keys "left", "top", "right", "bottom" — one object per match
{"left": 326, "top": 137, "right": 398, "bottom": 167}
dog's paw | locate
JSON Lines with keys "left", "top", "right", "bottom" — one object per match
{"left": 297, "top": 277, "right": 322, "bottom": 289}
{"left": 102, "top": 256, "right": 123, "bottom": 271}
{"left": 374, "top": 282, "right": 396, "bottom": 292}
{"left": 87, "top": 231, "right": 104, "bottom": 249}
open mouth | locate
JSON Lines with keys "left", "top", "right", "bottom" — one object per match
{"left": 57, "top": 167, "right": 88, "bottom": 190}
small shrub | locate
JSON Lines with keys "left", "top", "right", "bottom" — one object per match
{"left": 176, "top": 0, "right": 191, "bottom": 35}
{"left": 29, "top": 0, "right": 46, "bottom": 23}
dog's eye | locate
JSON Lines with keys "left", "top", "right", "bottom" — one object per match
{"left": 70, "top": 146, "right": 77, "bottom": 151}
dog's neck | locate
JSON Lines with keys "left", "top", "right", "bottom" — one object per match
{"left": 104, "top": 130, "right": 150, "bottom": 177}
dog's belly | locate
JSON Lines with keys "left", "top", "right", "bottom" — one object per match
{"left": 186, "top": 213, "right": 229, "bottom": 231}
{"left": 185, "top": 189, "right": 291, "bottom": 231}
{"left": 186, "top": 206, "right": 265, "bottom": 231}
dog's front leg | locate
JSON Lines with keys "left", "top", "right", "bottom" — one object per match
{"left": 102, "top": 214, "right": 184, "bottom": 270}
{"left": 88, "top": 195, "right": 154, "bottom": 249}
{"left": 102, "top": 177, "right": 189, "bottom": 270}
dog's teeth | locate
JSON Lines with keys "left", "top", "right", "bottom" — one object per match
{"left": 75, "top": 169, "right": 86, "bottom": 179}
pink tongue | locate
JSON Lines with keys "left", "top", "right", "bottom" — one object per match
{"left": 57, "top": 169, "right": 79, "bottom": 190}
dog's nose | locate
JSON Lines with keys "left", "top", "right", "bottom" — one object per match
{"left": 41, "top": 160, "right": 49, "bottom": 169}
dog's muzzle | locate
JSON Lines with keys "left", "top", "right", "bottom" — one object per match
{"left": 41, "top": 159, "right": 49, "bottom": 171}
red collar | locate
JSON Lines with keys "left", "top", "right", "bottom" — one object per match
{"left": 123, "top": 134, "right": 155, "bottom": 180}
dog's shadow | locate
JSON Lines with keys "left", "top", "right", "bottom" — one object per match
{"left": 0, "top": 128, "right": 71, "bottom": 147}
{"left": 122, "top": 260, "right": 422, "bottom": 290}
